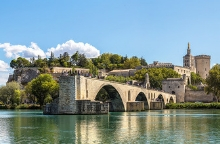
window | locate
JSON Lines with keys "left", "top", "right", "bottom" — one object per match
{"left": 128, "top": 91, "right": 131, "bottom": 101}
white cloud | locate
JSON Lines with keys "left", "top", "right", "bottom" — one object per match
{"left": 0, "top": 60, "right": 10, "bottom": 71}
{"left": 46, "top": 40, "right": 100, "bottom": 58}
{"left": 0, "top": 42, "right": 46, "bottom": 59}
{"left": 0, "top": 40, "right": 100, "bottom": 59}
{"left": 0, "top": 72, "right": 10, "bottom": 86}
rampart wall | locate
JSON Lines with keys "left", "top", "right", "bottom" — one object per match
{"left": 185, "top": 90, "right": 214, "bottom": 102}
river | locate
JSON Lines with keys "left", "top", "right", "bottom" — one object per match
{"left": 0, "top": 109, "right": 220, "bottom": 143}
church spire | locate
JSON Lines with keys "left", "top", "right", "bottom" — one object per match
{"left": 187, "top": 42, "right": 191, "bottom": 55}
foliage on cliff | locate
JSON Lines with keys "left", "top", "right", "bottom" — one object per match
{"left": 133, "top": 68, "right": 181, "bottom": 89}
{"left": 205, "top": 64, "right": 220, "bottom": 102}
{"left": 10, "top": 52, "right": 147, "bottom": 74}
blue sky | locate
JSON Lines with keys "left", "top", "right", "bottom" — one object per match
{"left": 0, "top": 0, "right": 220, "bottom": 85}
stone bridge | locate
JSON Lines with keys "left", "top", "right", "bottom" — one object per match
{"left": 74, "top": 76, "right": 176, "bottom": 111}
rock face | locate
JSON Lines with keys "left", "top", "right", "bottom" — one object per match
{"left": 8, "top": 68, "right": 39, "bottom": 85}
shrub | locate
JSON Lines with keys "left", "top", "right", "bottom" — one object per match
{"left": 16, "top": 104, "right": 41, "bottom": 109}
{"left": 166, "top": 102, "right": 220, "bottom": 109}
{"left": 187, "top": 85, "right": 198, "bottom": 90}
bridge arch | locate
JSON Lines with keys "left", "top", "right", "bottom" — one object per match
{"left": 157, "top": 94, "right": 165, "bottom": 108}
{"left": 93, "top": 83, "right": 125, "bottom": 112}
{"left": 169, "top": 96, "right": 174, "bottom": 103}
{"left": 135, "top": 92, "right": 149, "bottom": 110}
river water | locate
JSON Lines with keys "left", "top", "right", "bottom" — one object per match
{"left": 0, "top": 109, "right": 220, "bottom": 143}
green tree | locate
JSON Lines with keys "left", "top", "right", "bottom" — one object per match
{"left": 35, "top": 58, "right": 48, "bottom": 68}
{"left": 99, "top": 53, "right": 111, "bottom": 70}
{"left": 14, "top": 90, "right": 21, "bottom": 105}
{"left": 59, "top": 52, "right": 70, "bottom": 67}
{"left": 110, "top": 54, "right": 122, "bottom": 64}
{"left": 123, "top": 56, "right": 141, "bottom": 69}
{"left": 205, "top": 64, "right": 220, "bottom": 102}
{"left": 86, "top": 59, "right": 98, "bottom": 76}
{"left": 27, "top": 74, "right": 59, "bottom": 107}
{"left": 134, "top": 68, "right": 181, "bottom": 89}
{"left": 0, "top": 81, "right": 21, "bottom": 104}
{"left": 10, "top": 57, "right": 30, "bottom": 68}
{"left": 191, "top": 72, "right": 204, "bottom": 85}
{"left": 25, "top": 82, "right": 36, "bottom": 103}
{"left": 71, "top": 51, "right": 79, "bottom": 66}
{"left": 140, "top": 57, "right": 148, "bottom": 66}
{"left": 78, "top": 54, "right": 88, "bottom": 67}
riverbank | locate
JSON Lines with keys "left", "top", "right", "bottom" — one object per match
{"left": 166, "top": 102, "right": 220, "bottom": 109}
{"left": 0, "top": 104, "right": 40, "bottom": 109}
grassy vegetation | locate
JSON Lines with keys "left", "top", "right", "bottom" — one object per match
{"left": 187, "top": 84, "right": 198, "bottom": 90}
{"left": 0, "top": 104, "right": 41, "bottom": 109}
{"left": 166, "top": 102, "right": 220, "bottom": 109}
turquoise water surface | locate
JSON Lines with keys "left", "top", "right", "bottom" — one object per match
{"left": 0, "top": 109, "right": 220, "bottom": 143}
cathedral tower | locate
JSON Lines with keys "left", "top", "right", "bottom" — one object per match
{"left": 183, "top": 43, "right": 196, "bottom": 73}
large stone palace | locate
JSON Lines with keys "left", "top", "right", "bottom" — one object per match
{"left": 183, "top": 42, "right": 211, "bottom": 79}
{"left": 107, "top": 43, "right": 214, "bottom": 103}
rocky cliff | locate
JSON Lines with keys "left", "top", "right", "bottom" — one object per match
{"left": 8, "top": 68, "right": 40, "bottom": 85}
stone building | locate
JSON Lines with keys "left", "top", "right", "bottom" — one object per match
{"left": 107, "top": 69, "right": 136, "bottom": 77}
{"left": 162, "top": 75, "right": 187, "bottom": 103}
{"left": 183, "top": 43, "right": 211, "bottom": 79}
{"left": 183, "top": 43, "right": 196, "bottom": 73}
{"left": 162, "top": 75, "right": 214, "bottom": 103}
{"left": 162, "top": 43, "right": 212, "bottom": 102}
{"left": 194, "top": 55, "right": 211, "bottom": 79}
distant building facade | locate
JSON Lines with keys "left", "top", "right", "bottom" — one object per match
{"left": 136, "top": 61, "right": 191, "bottom": 84}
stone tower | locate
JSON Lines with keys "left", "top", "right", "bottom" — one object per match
{"left": 195, "top": 55, "right": 211, "bottom": 79}
{"left": 183, "top": 43, "right": 196, "bottom": 73}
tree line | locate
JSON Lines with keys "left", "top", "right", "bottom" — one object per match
{"left": 10, "top": 52, "right": 148, "bottom": 76}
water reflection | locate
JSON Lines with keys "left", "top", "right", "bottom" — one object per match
{"left": 0, "top": 109, "right": 220, "bottom": 143}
